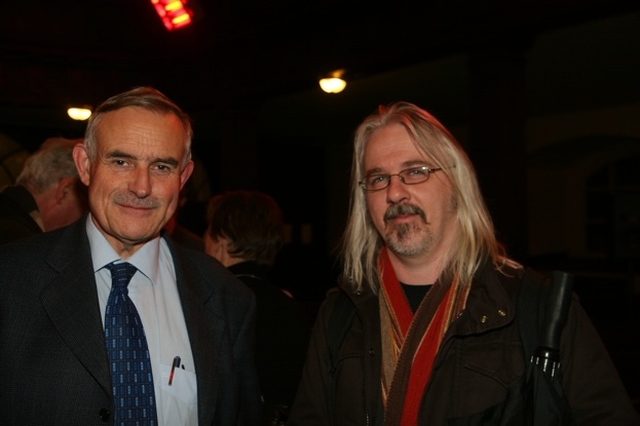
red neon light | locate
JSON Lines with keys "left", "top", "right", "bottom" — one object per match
{"left": 150, "top": 0, "right": 193, "bottom": 31}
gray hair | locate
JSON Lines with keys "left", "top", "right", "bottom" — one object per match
{"left": 341, "top": 101, "right": 519, "bottom": 294}
{"left": 84, "top": 86, "right": 193, "bottom": 166}
{"left": 16, "top": 138, "right": 80, "bottom": 194}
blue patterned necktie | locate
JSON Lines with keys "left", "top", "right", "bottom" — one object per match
{"left": 104, "top": 262, "right": 158, "bottom": 426}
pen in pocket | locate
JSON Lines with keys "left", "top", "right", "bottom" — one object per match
{"left": 168, "top": 356, "right": 181, "bottom": 386}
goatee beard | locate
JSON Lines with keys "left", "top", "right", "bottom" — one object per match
{"left": 384, "top": 203, "right": 430, "bottom": 256}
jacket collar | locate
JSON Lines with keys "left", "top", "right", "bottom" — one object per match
{"left": 445, "top": 262, "right": 520, "bottom": 337}
{"left": 162, "top": 230, "right": 221, "bottom": 425}
{"left": 39, "top": 218, "right": 112, "bottom": 394}
{"left": 2, "top": 184, "right": 38, "bottom": 212}
{"left": 341, "top": 260, "right": 520, "bottom": 337}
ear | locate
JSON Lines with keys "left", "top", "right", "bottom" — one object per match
{"left": 54, "top": 177, "right": 77, "bottom": 204}
{"left": 179, "top": 160, "right": 195, "bottom": 190}
{"left": 216, "top": 236, "right": 239, "bottom": 267}
{"left": 73, "top": 144, "right": 91, "bottom": 186}
{"left": 203, "top": 233, "right": 227, "bottom": 263}
{"left": 218, "top": 236, "right": 231, "bottom": 252}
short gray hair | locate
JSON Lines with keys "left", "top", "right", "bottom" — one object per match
{"left": 17, "top": 138, "right": 81, "bottom": 194}
{"left": 84, "top": 86, "right": 193, "bottom": 166}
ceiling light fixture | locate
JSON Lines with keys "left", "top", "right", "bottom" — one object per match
{"left": 319, "top": 69, "right": 347, "bottom": 94}
{"left": 150, "top": 0, "right": 193, "bottom": 31}
{"left": 67, "top": 106, "right": 92, "bottom": 121}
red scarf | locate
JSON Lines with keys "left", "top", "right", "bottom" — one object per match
{"left": 378, "top": 248, "right": 469, "bottom": 425}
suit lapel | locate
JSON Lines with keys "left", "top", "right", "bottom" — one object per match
{"left": 170, "top": 238, "right": 223, "bottom": 425}
{"left": 39, "top": 221, "right": 112, "bottom": 394}
{"left": 36, "top": 224, "right": 230, "bottom": 419}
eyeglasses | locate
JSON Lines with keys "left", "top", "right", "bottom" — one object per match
{"left": 359, "top": 165, "right": 442, "bottom": 191}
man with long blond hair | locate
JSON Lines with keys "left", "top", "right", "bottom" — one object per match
{"left": 288, "top": 102, "right": 636, "bottom": 425}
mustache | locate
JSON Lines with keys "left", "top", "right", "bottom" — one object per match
{"left": 384, "top": 203, "right": 427, "bottom": 224}
{"left": 113, "top": 192, "right": 161, "bottom": 209}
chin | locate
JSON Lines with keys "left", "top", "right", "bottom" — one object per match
{"left": 386, "top": 232, "right": 432, "bottom": 257}
{"left": 117, "top": 224, "right": 162, "bottom": 241}
{"left": 388, "top": 244, "right": 426, "bottom": 258}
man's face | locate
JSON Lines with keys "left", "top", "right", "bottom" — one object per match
{"left": 363, "top": 123, "right": 457, "bottom": 261}
{"left": 74, "top": 106, "right": 194, "bottom": 256}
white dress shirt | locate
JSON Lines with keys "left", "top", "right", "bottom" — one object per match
{"left": 86, "top": 215, "right": 198, "bottom": 426}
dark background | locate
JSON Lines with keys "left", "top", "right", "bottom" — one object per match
{"left": 1, "top": 0, "right": 638, "bottom": 409}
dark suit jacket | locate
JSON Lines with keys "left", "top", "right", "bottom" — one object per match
{"left": 170, "top": 222, "right": 205, "bottom": 251}
{"left": 0, "top": 185, "right": 42, "bottom": 245}
{"left": 0, "top": 216, "right": 262, "bottom": 425}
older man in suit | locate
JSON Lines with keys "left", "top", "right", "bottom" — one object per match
{"left": 0, "top": 87, "right": 262, "bottom": 425}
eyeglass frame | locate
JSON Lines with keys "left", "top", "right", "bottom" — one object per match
{"left": 358, "top": 165, "right": 443, "bottom": 191}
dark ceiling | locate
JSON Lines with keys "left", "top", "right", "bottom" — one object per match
{"left": 1, "top": 0, "right": 638, "bottom": 117}
{"left": 1, "top": 0, "right": 639, "bottom": 257}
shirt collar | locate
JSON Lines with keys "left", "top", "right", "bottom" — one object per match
{"left": 86, "top": 214, "right": 162, "bottom": 283}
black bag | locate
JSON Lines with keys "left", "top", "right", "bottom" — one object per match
{"left": 263, "top": 403, "right": 289, "bottom": 426}
{"left": 518, "top": 270, "right": 575, "bottom": 426}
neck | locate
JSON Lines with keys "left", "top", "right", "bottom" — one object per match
{"left": 385, "top": 249, "right": 446, "bottom": 285}
{"left": 224, "top": 256, "right": 245, "bottom": 267}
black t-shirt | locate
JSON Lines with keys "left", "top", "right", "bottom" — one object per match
{"left": 401, "top": 282, "right": 432, "bottom": 313}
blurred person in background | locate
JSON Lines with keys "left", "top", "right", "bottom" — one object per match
{"left": 0, "top": 136, "right": 87, "bottom": 245}
{"left": 204, "top": 189, "right": 311, "bottom": 425}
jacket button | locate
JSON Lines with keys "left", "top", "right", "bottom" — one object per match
{"left": 480, "top": 315, "right": 488, "bottom": 324}
{"left": 99, "top": 408, "right": 110, "bottom": 422}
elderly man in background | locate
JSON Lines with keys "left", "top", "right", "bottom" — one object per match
{"left": 0, "top": 136, "right": 87, "bottom": 245}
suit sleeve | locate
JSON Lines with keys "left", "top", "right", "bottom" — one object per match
{"left": 233, "top": 289, "right": 263, "bottom": 425}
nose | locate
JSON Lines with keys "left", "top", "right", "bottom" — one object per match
{"left": 129, "top": 167, "right": 151, "bottom": 198}
{"left": 385, "top": 174, "right": 409, "bottom": 204}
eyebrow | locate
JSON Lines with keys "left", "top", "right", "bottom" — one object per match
{"left": 106, "top": 150, "right": 180, "bottom": 167}
{"left": 364, "top": 160, "right": 429, "bottom": 176}
{"left": 106, "top": 150, "right": 135, "bottom": 160}
{"left": 153, "top": 157, "right": 180, "bottom": 168}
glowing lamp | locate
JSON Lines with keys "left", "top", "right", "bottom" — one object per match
{"left": 150, "top": 0, "right": 193, "bottom": 31}
{"left": 319, "top": 69, "right": 347, "bottom": 94}
{"left": 67, "top": 107, "right": 92, "bottom": 121}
